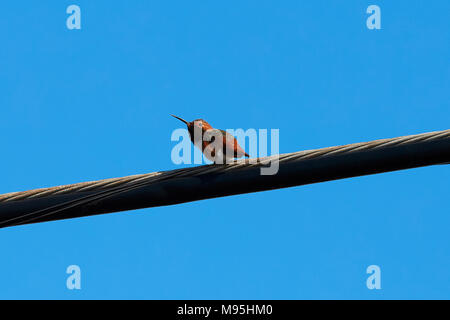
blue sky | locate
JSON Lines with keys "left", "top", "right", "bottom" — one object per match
{"left": 0, "top": 1, "right": 449, "bottom": 299}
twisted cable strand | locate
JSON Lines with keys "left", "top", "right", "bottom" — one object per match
{"left": 1, "top": 129, "right": 449, "bottom": 204}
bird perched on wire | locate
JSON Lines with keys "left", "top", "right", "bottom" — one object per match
{"left": 171, "top": 115, "right": 249, "bottom": 164}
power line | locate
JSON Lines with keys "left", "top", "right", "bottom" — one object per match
{"left": 1, "top": 129, "right": 449, "bottom": 228}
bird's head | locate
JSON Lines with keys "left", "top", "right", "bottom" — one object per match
{"left": 192, "top": 119, "right": 213, "bottom": 131}
{"left": 171, "top": 115, "right": 213, "bottom": 131}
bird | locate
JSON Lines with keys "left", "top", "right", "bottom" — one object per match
{"left": 171, "top": 115, "right": 250, "bottom": 164}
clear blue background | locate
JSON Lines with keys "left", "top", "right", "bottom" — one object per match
{"left": 0, "top": 1, "right": 449, "bottom": 299}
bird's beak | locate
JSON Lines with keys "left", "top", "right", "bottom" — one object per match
{"left": 171, "top": 115, "right": 188, "bottom": 125}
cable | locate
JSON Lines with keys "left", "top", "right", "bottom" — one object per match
{"left": 1, "top": 129, "right": 449, "bottom": 228}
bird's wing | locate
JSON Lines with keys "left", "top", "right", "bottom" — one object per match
{"left": 219, "top": 130, "right": 248, "bottom": 158}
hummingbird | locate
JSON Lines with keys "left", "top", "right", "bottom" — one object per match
{"left": 171, "top": 115, "right": 250, "bottom": 164}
